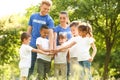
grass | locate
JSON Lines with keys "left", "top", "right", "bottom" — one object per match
{"left": 0, "top": 62, "right": 120, "bottom": 80}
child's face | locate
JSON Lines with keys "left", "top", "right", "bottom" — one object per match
{"left": 24, "top": 37, "right": 31, "bottom": 45}
{"left": 40, "top": 28, "right": 49, "bottom": 38}
{"left": 70, "top": 26, "right": 78, "bottom": 37}
{"left": 78, "top": 29, "right": 87, "bottom": 37}
{"left": 59, "top": 37, "right": 67, "bottom": 45}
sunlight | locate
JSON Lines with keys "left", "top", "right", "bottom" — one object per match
{"left": 0, "top": 0, "right": 41, "bottom": 18}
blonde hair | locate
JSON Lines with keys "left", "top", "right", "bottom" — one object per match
{"left": 70, "top": 21, "right": 81, "bottom": 28}
{"left": 40, "top": 0, "right": 52, "bottom": 6}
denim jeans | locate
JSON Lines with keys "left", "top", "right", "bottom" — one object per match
{"left": 28, "top": 47, "right": 37, "bottom": 79}
{"left": 79, "top": 60, "right": 92, "bottom": 80}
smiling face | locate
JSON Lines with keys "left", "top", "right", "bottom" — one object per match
{"left": 78, "top": 25, "right": 88, "bottom": 38}
{"left": 21, "top": 32, "right": 31, "bottom": 45}
{"left": 24, "top": 37, "right": 31, "bottom": 45}
{"left": 40, "top": 4, "right": 51, "bottom": 16}
{"left": 59, "top": 13, "right": 68, "bottom": 25}
{"left": 78, "top": 29, "right": 88, "bottom": 37}
{"left": 40, "top": 28, "right": 49, "bottom": 38}
{"left": 58, "top": 35, "right": 67, "bottom": 45}
{"left": 70, "top": 25, "right": 78, "bottom": 37}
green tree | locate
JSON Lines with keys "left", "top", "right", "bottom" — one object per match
{"left": 0, "top": 0, "right": 120, "bottom": 79}
{"left": 0, "top": 15, "right": 28, "bottom": 79}
{"left": 50, "top": 0, "right": 120, "bottom": 79}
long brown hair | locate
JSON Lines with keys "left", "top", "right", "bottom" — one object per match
{"left": 78, "top": 22, "right": 93, "bottom": 37}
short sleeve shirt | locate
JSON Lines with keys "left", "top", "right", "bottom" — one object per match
{"left": 54, "top": 25, "right": 72, "bottom": 45}
{"left": 36, "top": 37, "right": 51, "bottom": 61}
{"left": 28, "top": 13, "right": 54, "bottom": 47}
{"left": 19, "top": 44, "right": 33, "bottom": 68}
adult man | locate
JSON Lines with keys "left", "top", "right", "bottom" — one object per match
{"left": 27, "top": 0, "right": 54, "bottom": 78}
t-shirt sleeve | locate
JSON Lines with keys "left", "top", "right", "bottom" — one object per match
{"left": 64, "top": 37, "right": 76, "bottom": 45}
{"left": 47, "top": 16, "right": 54, "bottom": 29}
{"left": 53, "top": 26, "right": 58, "bottom": 32}
{"left": 28, "top": 14, "right": 34, "bottom": 27}
{"left": 70, "top": 37, "right": 78, "bottom": 43}
{"left": 89, "top": 37, "right": 95, "bottom": 44}
{"left": 27, "top": 45, "right": 33, "bottom": 52}
{"left": 36, "top": 38, "right": 42, "bottom": 45}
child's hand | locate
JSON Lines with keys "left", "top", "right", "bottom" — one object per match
{"left": 53, "top": 48, "right": 59, "bottom": 54}
{"left": 88, "top": 57, "right": 93, "bottom": 62}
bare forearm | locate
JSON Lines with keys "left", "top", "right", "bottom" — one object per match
{"left": 27, "top": 26, "right": 32, "bottom": 34}
{"left": 91, "top": 43, "right": 97, "bottom": 59}
{"left": 32, "top": 49, "right": 47, "bottom": 54}
{"left": 37, "top": 44, "right": 50, "bottom": 52}
{"left": 53, "top": 32, "right": 57, "bottom": 49}
{"left": 58, "top": 42, "right": 76, "bottom": 52}
{"left": 49, "top": 29, "right": 54, "bottom": 50}
{"left": 91, "top": 48, "right": 97, "bottom": 59}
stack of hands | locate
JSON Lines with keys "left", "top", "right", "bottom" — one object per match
{"left": 46, "top": 49, "right": 59, "bottom": 56}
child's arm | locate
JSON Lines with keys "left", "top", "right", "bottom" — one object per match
{"left": 56, "top": 45, "right": 67, "bottom": 52}
{"left": 56, "top": 41, "right": 76, "bottom": 52}
{"left": 89, "top": 42, "right": 97, "bottom": 62}
{"left": 31, "top": 48, "right": 49, "bottom": 55}
{"left": 67, "top": 50, "right": 70, "bottom": 63}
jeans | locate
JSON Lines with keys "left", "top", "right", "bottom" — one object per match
{"left": 79, "top": 60, "right": 92, "bottom": 80}
{"left": 28, "top": 47, "right": 37, "bottom": 79}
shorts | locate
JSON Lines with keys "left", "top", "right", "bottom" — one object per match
{"left": 20, "top": 68, "right": 29, "bottom": 77}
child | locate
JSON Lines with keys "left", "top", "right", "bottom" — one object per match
{"left": 54, "top": 32, "right": 68, "bottom": 79}
{"left": 70, "top": 21, "right": 80, "bottom": 37}
{"left": 36, "top": 25, "right": 53, "bottom": 80}
{"left": 69, "top": 21, "right": 81, "bottom": 78}
{"left": 27, "top": 0, "right": 54, "bottom": 77}
{"left": 19, "top": 32, "right": 48, "bottom": 80}
{"left": 55, "top": 22, "right": 97, "bottom": 80}
{"left": 53, "top": 11, "right": 72, "bottom": 77}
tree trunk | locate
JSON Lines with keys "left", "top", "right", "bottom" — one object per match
{"left": 103, "top": 37, "right": 112, "bottom": 80}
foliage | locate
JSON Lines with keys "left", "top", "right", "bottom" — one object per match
{"left": 0, "top": 0, "right": 120, "bottom": 80}
{"left": 0, "top": 15, "right": 27, "bottom": 79}
{"left": 50, "top": 0, "right": 120, "bottom": 79}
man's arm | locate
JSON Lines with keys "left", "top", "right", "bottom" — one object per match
{"left": 48, "top": 29, "right": 54, "bottom": 50}
{"left": 53, "top": 32, "right": 57, "bottom": 50}
{"left": 27, "top": 26, "right": 32, "bottom": 34}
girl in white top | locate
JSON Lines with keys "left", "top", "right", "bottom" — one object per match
{"left": 19, "top": 32, "right": 47, "bottom": 80}
{"left": 54, "top": 32, "right": 68, "bottom": 79}
{"left": 56, "top": 22, "right": 97, "bottom": 80}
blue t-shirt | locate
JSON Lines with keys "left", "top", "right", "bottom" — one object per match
{"left": 54, "top": 25, "right": 72, "bottom": 45}
{"left": 28, "top": 13, "right": 54, "bottom": 47}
